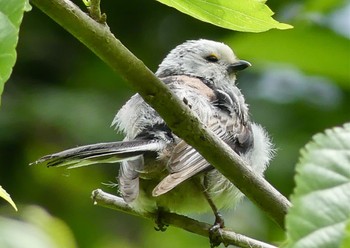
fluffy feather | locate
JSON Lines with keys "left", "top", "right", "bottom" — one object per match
{"left": 32, "top": 39, "right": 274, "bottom": 215}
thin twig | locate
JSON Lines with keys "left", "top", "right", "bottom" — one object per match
{"left": 92, "top": 189, "right": 278, "bottom": 248}
{"left": 31, "top": 0, "right": 291, "bottom": 228}
{"left": 83, "top": 0, "right": 106, "bottom": 23}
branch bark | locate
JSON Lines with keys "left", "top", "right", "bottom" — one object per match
{"left": 92, "top": 189, "right": 277, "bottom": 248}
{"left": 30, "top": 0, "right": 291, "bottom": 228}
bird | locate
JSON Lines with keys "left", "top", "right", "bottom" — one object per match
{"left": 31, "top": 39, "right": 273, "bottom": 233}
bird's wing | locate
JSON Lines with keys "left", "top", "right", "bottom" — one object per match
{"left": 30, "top": 140, "right": 166, "bottom": 169}
{"left": 152, "top": 116, "right": 252, "bottom": 197}
{"left": 152, "top": 141, "right": 209, "bottom": 196}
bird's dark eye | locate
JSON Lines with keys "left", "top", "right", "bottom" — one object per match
{"left": 205, "top": 54, "right": 219, "bottom": 62}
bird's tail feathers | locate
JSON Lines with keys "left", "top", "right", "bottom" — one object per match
{"left": 30, "top": 140, "right": 164, "bottom": 169}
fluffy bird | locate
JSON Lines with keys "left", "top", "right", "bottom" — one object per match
{"left": 32, "top": 39, "right": 273, "bottom": 228}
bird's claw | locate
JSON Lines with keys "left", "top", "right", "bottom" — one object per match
{"left": 154, "top": 209, "right": 169, "bottom": 232}
{"left": 209, "top": 212, "right": 225, "bottom": 247}
{"left": 209, "top": 223, "right": 222, "bottom": 248}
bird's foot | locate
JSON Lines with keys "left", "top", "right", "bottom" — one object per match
{"left": 154, "top": 209, "right": 169, "bottom": 232}
{"left": 209, "top": 212, "right": 225, "bottom": 247}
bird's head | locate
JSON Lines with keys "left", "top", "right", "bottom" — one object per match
{"left": 156, "top": 39, "right": 251, "bottom": 86}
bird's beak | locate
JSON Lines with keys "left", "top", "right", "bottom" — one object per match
{"left": 227, "top": 60, "right": 251, "bottom": 73}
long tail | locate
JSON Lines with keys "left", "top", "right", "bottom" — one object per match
{"left": 30, "top": 140, "right": 165, "bottom": 169}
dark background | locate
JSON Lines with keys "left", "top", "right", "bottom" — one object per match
{"left": 1, "top": 0, "right": 349, "bottom": 247}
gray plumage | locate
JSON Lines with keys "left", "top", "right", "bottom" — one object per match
{"left": 31, "top": 39, "right": 273, "bottom": 214}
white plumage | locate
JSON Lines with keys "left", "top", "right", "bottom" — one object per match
{"left": 32, "top": 39, "right": 274, "bottom": 216}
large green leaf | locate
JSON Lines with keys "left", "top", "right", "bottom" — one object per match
{"left": 285, "top": 123, "right": 350, "bottom": 248}
{"left": 0, "top": 0, "right": 31, "bottom": 106}
{"left": 157, "top": 0, "right": 292, "bottom": 32}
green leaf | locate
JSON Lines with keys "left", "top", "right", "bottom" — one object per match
{"left": 156, "top": 0, "right": 292, "bottom": 32}
{"left": 285, "top": 123, "right": 350, "bottom": 248}
{"left": 0, "top": 185, "right": 17, "bottom": 211}
{"left": 0, "top": 0, "right": 31, "bottom": 106}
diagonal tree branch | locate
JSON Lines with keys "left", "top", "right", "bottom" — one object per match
{"left": 92, "top": 189, "right": 277, "bottom": 248}
{"left": 30, "top": 0, "right": 291, "bottom": 228}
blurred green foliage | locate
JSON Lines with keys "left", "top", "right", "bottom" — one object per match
{"left": 0, "top": 0, "right": 349, "bottom": 247}
{"left": 0, "top": 205, "right": 77, "bottom": 248}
